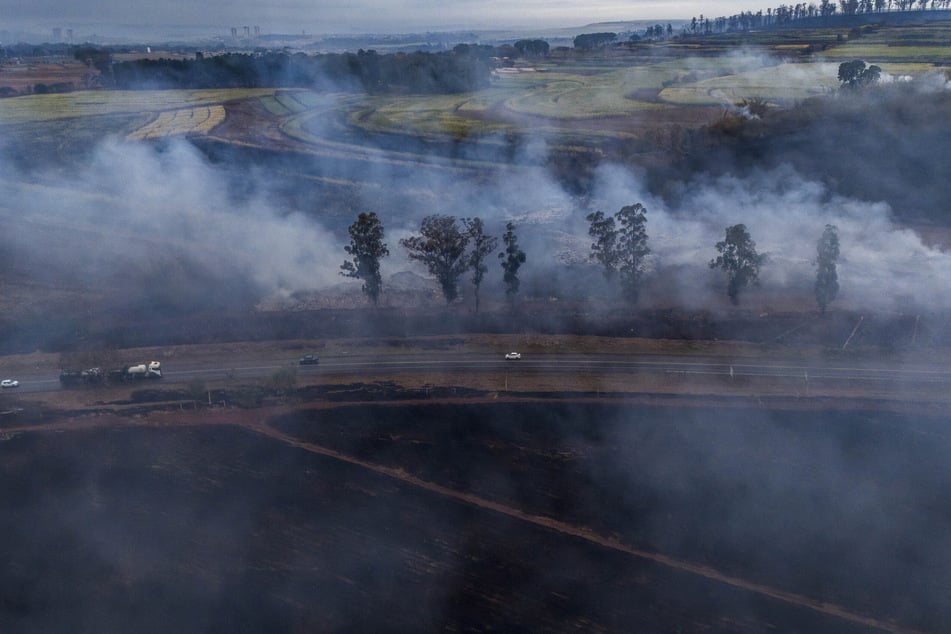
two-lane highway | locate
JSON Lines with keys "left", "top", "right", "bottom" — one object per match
{"left": 4, "top": 352, "right": 951, "bottom": 393}
{"left": 9, "top": 352, "right": 951, "bottom": 395}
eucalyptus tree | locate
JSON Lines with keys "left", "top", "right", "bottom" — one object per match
{"left": 614, "top": 203, "right": 650, "bottom": 304}
{"left": 400, "top": 215, "right": 470, "bottom": 304}
{"left": 340, "top": 212, "right": 389, "bottom": 305}
{"left": 499, "top": 222, "right": 527, "bottom": 304}
{"left": 463, "top": 217, "right": 498, "bottom": 313}
{"left": 709, "top": 224, "right": 767, "bottom": 305}
{"left": 586, "top": 203, "right": 650, "bottom": 303}
{"left": 815, "top": 224, "right": 840, "bottom": 313}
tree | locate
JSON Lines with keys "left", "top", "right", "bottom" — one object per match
{"left": 463, "top": 217, "right": 498, "bottom": 313}
{"left": 815, "top": 224, "right": 840, "bottom": 313}
{"left": 838, "top": 59, "right": 882, "bottom": 89}
{"left": 400, "top": 215, "right": 470, "bottom": 304}
{"left": 709, "top": 224, "right": 767, "bottom": 305}
{"left": 586, "top": 210, "right": 619, "bottom": 279}
{"left": 340, "top": 212, "right": 389, "bottom": 305}
{"left": 586, "top": 204, "right": 651, "bottom": 302}
{"left": 513, "top": 39, "right": 550, "bottom": 57}
{"left": 614, "top": 203, "right": 651, "bottom": 303}
{"left": 573, "top": 32, "right": 617, "bottom": 50}
{"left": 499, "top": 222, "right": 527, "bottom": 303}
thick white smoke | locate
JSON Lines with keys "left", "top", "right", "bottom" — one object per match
{"left": 0, "top": 137, "right": 342, "bottom": 294}
{"left": 587, "top": 163, "right": 951, "bottom": 312}
{"left": 3, "top": 69, "right": 949, "bottom": 316}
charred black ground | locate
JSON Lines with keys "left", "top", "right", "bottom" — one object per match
{"left": 0, "top": 400, "right": 947, "bottom": 633}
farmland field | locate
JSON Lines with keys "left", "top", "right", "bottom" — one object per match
{"left": 820, "top": 21, "right": 951, "bottom": 62}
{"left": 0, "top": 88, "right": 279, "bottom": 125}
{"left": 126, "top": 105, "right": 226, "bottom": 140}
{"left": 3, "top": 23, "right": 949, "bottom": 156}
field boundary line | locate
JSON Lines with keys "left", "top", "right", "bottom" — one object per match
{"left": 247, "top": 418, "right": 922, "bottom": 634}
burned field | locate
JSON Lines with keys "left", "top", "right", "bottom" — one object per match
{"left": 1, "top": 400, "right": 948, "bottom": 633}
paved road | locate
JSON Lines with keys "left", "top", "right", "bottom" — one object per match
{"left": 8, "top": 352, "right": 951, "bottom": 395}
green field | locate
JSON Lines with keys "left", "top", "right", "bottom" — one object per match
{"left": 820, "top": 22, "right": 951, "bottom": 62}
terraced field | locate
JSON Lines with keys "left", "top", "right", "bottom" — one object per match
{"left": 2, "top": 22, "right": 949, "bottom": 167}
{"left": 821, "top": 21, "right": 951, "bottom": 62}
{"left": 126, "top": 105, "right": 226, "bottom": 140}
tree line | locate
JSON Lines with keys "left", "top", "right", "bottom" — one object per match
{"left": 340, "top": 208, "right": 842, "bottom": 312}
{"left": 110, "top": 49, "right": 492, "bottom": 94}
{"left": 684, "top": 0, "right": 951, "bottom": 35}
{"left": 340, "top": 213, "right": 526, "bottom": 310}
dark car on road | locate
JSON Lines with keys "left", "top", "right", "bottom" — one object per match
{"left": 299, "top": 355, "right": 320, "bottom": 365}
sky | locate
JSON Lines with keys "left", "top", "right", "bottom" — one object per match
{"left": 1, "top": 1, "right": 771, "bottom": 37}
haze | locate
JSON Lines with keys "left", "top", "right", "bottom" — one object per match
{"left": 3, "top": 1, "right": 768, "bottom": 37}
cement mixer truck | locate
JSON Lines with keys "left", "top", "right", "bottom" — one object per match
{"left": 107, "top": 361, "right": 163, "bottom": 382}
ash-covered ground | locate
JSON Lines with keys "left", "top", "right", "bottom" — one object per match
{"left": 0, "top": 400, "right": 947, "bottom": 633}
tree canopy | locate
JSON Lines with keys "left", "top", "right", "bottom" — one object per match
{"left": 513, "top": 39, "right": 550, "bottom": 57}
{"left": 614, "top": 203, "right": 651, "bottom": 304}
{"left": 340, "top": 212, "right": 389, "bottom": 305}
{"left": 499, "top": 222, "right": 527, "bottom": 303}
{"left": 463, "top": 217, "right": 498, "bottom": 313}
{"left": 586, "top": 210, "right": 619, "bottom": 279}
{"left": 709, "top": 224, "right": 767, "bottom": 305}
{"left": 112, "top": 50, "right": 492, "bottom": 94}
{"left": 837, "top": 59, "right": 882, "bottom": 89}
{"left": 586, "top": 204, "right": 650, "bottom": 303}
{"left": 400, "top": 215, "right": 470, "bottom": 304}
{"left": 573, "top": 33, "right": 617, "bottom": 50}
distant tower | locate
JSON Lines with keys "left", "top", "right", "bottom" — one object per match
{"left": 254, "top": 26, "right": 260, "bottom": 38}
{"left": 231, "top": 27, "right": 238, "bottom": 40}
{"left": 243, "top": 26, "right": 250, "bottom": 38}
{"left": 52, "top": 27, "right": 62, "bottom": 41}
{"left": 66, "top": 28, "right": 73, "bottom": 43}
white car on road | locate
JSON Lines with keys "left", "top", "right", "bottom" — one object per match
{"left": 504, "top": 352, "right": 521, "bottom": 360}
{"left": 1, "top": 379, "right": 19, "bottom": 388}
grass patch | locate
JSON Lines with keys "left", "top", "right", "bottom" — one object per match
{"left": 660, "top": 62, "right": 841, "bottom": 105}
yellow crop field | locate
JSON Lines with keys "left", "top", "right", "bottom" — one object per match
{"left": 0, "top": 88, "right": 277, "bottom": 125}
{"left": 126, "top": 105, "right": 226, "bottom": 140}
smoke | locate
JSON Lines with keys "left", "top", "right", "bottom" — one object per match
{"left": 3, "top": 124, "right": 947, "bottom": 316}
{"left": 0, "top": 136, "right": 344, "bottom": 314}
{"left": 2, "top": 49, "right": 950, "bottom": 319}
{"left": 558, "top": 160, "right": 951, "bottom": 312}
